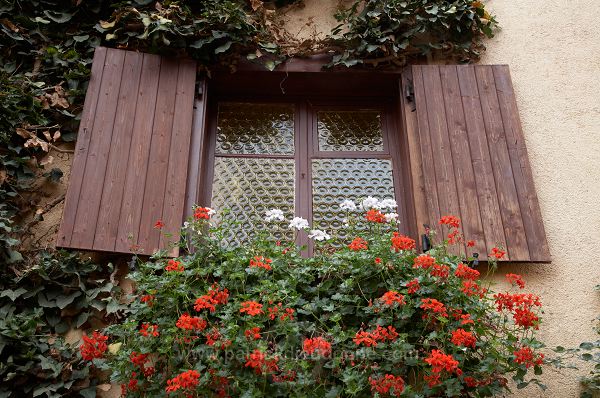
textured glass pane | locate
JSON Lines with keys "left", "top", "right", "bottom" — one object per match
{"left": 211, "top": 157, "right": 295, "bottom": 245}
{"left": 312, "top": 159, "right": 395, "bottom": 243}
{"left": 318, "top": 111, "right": 384, "bottom": 152}
{"left": 216, "top": 103, "right": 294, "bottom": 155}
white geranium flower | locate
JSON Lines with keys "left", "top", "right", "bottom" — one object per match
{"left": 265, "top": 209, "right": 285, "bottom": 222}
{"left": 361, "top": 196, "right": 380, "bottom": 210}
{"left": 384, "top": 212, "right": 399, "bottom": 222}
{"left": 206, "top": 207, "right": 216, "bottom": 216}
{"left": 288, "top": 217, "right": 309, "bottom": 230}
{"left": 339, "top": 199, "right": 357, "bottom": 211}
{"left": 379, "top": 199, "right": 398, "bottom": 210}
{"left": 308, "top": 229, "right": 331, "bottom": 241}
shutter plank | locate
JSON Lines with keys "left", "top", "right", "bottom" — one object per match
{"left": 160, "top": 60, "right": 197, "bottom": 254}
{"left": 57, "top": 47, "right": 107, "bottom": 246}
{"left": 493, "top": 65, "right": 550, "bottom": 261}
{"left": 420, "top": 66, "right": 461, "bottom": 253}
{"left": 475, "top": 66, "right": 530, "bottom": 261}
{"left": 412, "top": 67, "right": 442, "bottom": 235}
{"left": 456, "top": 66, "right": 508, "bottom": 259}
{"left": 400, "top": 72, "right": 429, "bottom": 239}
{"left": 71, "top": 48, "right": 125, "bottom": 249}
{"left": 93, "top": 51, "right": 144, "bottom": 251}
{"left": 115, "top": 53, "right": 162, "bottom": 253}
{"left": 137, "top": 59, "right": 180, "bottom": 254}
{"left": 439, "top": 66, "right": 487, "bottom": 257}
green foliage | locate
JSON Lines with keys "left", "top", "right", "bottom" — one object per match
{"left": 330, "top": 0, "right": 497, "bottom": 67}
{"left": 551, "top": 298, "right": 600, "bottom": 397}
{"left": 0, "top": 0, "right": 497, "bottom": 263}
{"left": 0, "top": 251, "right": 121, "bottom": 397}
{"left": 100, "top": 207, "right": 543, "bottom": 397}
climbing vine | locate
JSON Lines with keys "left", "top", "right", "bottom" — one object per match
{"left": 0, "top": 1, "right": 496, "bottom": 396}
{"left": 0, "top": 0, "right": 497, "bottom": 261}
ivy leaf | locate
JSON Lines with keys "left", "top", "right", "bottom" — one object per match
{"left": 0, "top": 288, "right": 27, "bottom": 301}
{"left": 33, "top": 17, "right": 51, "bottom": 24}
{"left": 55, "top": 291, "right": 81, "bottom": 309}
{"left": 73, "top": 35, "right": 89, "bottom": 42}
{"left": 214, "top": 41, "right": 232, "bottom": 54}
{"left": 580, "top": 342, "right": 595, "bottom": 350}
{"left": 425, "top": 5, "right": 438, "bottom": 14}
{"left": 79, "top": 386, "right": 97, "bottom": 398}
{"left": 43, "top": 11, "right": 74, "bottom": 24}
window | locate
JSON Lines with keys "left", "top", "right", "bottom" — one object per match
{"left": 202, "top": 100, "right": 408, "bottom": 251}
{"left": 58, "top": 46, "right": 550, "bottom": 261}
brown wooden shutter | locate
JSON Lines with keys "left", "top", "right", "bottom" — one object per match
{"left": 401, "top": 65, "right": 550, "bottom": 262}
{"left": 57, "top": 47, "right": 198, "bottom": 256}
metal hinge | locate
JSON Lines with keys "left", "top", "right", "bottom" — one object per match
{"left": 405, "top": 78, "right": 416, "bottom": 112}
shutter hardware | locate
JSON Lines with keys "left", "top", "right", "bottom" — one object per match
{"left": 405, "top": 78, "right": 416, "bottom": 112}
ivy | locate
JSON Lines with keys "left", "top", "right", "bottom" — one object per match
{"left": 0, "top": 251, "right": 122, "bottom": 397}
{"left": 0, "top": 1, "right": 497, "bottom": 395}
{"left": 330, "top": 0, "right": 497, "bottom": 67}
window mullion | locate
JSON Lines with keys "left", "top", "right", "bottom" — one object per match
{"left": 296, "top": 100, "right": 310, "bottom": 252}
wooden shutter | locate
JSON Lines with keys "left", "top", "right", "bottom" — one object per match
{"left": 57, "top": 47, "right": 198, "bottom": 256}
{"left": 401, "top": 65, "right": 550, "bottom": 262}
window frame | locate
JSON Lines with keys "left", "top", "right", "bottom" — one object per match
{"left": 196, "top": 90, "right": 415, "bottom": 253}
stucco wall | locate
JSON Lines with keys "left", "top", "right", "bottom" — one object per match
{"left": 479, "top": 1, "right": 600, "bottom": 396}
{"left": 33, "top": 0, "right": 600, "bottom": 396}
{"left": 284, "top": 0, "right": 600, "bottom": 396}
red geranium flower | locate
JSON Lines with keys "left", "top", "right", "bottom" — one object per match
{"left": 240, "top": 301, "right": 263, "bottom": 316}
{"left": 154, "top": 219, "right": 164, "bottom": 229}
{"left": 365, "top": 209, "right": 386, "bottom": 223}
{"left": 439, "top": 215, "right": 460, "bottom": 229}
{"left": 380, "top": 291, "right": 406, "bottom": 306}
{"left": 406, "top": 278, "right": 420, "bottom": 294}
{"left": 455, "top": 263, "right": 480, "bottom": 280}
{"left": 348, "top": 237, "right": 368, "bottom": 251}
{"left": 165, "top": 370, "right": 201, "bottom": 394}
{"left": 513, "top": 346, "right": 544, "bottom": 368}
{"left": 193, "top": 207, "right": 213, "bottom": 220}
{"left": 245, "top": 349, "right": 279, "bottom": 375}
{"left": 467, "top": 240, "right": 476, "bottom": 247}
{"left": 303, "top": 336, "right": 332, "bottom": 357}
{"left": 249, "top": 256, "right": 273, "bottom": 271}
{"left": 80, "top": 331, "right": 108, "bottom": 361}
{"left": 280, "top": 307, "right": 295, "bottom": 321}
{"left": 353, "top": 325, "right": 398, "bottom": 347}
{"left": 430, "top": 264, "right": 450, "bottom": 279}
{"left": 413, "top": 254, "right": 436, "bottom": 269}
{"left": 369, "top": 374, "right": 405, "bottom": 396}
{"left": 139, "top": 323, "right": 159, "bottom": 337}
{"left": 420, "top": 298, "right": 448, "bottom": 318}
{"left": 176, "top": 313, "right": 207, "bottom": 331}
{"left": 391, "top": 232, "right": 416, "bottom": 252}
{"left": 194, "top": 284, "right": 229, "bottom": 312}
{"left": 451, "top": 328, "right": 476, "bottom": 348}
{"left": 489, "top": 247, "right": 506, "bottom": 259}
{"left": 245, "top": 327, "right": 261, "bottom": 340}
{"left": 165, "top": 259, "right": 184, "bottom": 272}
{"left": 462, "top": 280, "right": 487, "bottom": 298}
{"left": 505, "top": 273, "right": 526, "bottom": 289}
{"left": 425, "top": 349, "right": 461, "bottom": 373}
{"left": 140, "top": 294, "right": 155, "bottom": 306}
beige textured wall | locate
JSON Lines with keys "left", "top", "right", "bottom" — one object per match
{"left": 285, "top": 0, "right": 600, "bottom": 396}
{"left": 482, "top": 0, "right": 600, "bottom": 396}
